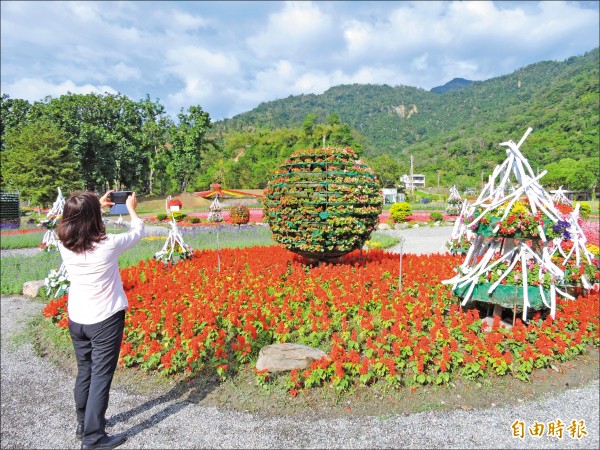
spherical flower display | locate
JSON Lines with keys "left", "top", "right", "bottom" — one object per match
{"left": 230, "top": 205, "right": 250, "bottom": 225}
{"left": 264, "top": 147, "right": 382, "bottom": 261}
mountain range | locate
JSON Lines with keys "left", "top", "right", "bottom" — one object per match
{"left": 215, "top": 47, "right": 598, "bottom": 186}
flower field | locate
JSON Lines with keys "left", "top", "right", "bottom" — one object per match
{"left": 44, "top": 246, "right": 599, "bottom": 395}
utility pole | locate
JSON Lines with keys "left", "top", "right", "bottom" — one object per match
{"left": 409, "top": 155, "right": 414, "bottom": 201}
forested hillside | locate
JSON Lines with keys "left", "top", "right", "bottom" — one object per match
{"left": 217, "top": 48, "right": 598, "bottom": 191}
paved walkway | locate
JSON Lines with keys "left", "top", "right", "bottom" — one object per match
{"left": 379, "top": 225, "right": 453, "bottom": 255}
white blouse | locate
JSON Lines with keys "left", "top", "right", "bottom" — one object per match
{"left": 59, "top": 218, "right": 145, "bottom": 324}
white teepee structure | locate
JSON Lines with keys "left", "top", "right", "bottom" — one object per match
{"left": 551, "top": 204, "right": 596, "bottom": 292}
{"left": 552, "top": 186, "right": 573, "bottom": 206}
{"left": 445, "top": 185, "right": 463, "bottom": 216}
{"left": 207, "top": 196, "right": 223, "bottom": 222}
{"left": 44, "top": 262, "right": 70, "bottom": 298}
{"left": 154, "top": 196, "right": 193, "bottom": 263}
{"left": 443, "top": 128, "right": 570, "bottom": 320}
{"left": 40, "top": 187, "right": 65, "bottom": 251}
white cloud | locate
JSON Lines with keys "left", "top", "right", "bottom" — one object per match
{"left": 112, "top": 63, "right": 142, "bottom": 82}
{"left": 170, "top": 11, "right": 210, "bottom": 31}
{"left": 247, "top": 1, "right": 334, "bottom": 59}
{"left": 1, "top": 1, "right": 598, "bottom": 120}
{"left": 163, "top": 45, "right": 242, "bottom": 115}
{"left": 1, "top": 78, "right": 117, "bottom": 103}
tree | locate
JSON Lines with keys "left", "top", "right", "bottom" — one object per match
{"left": 138, "top": 96, "right": 173, "bottom": 194}
{"left": 1, "top": 119, "right": 81, "bottom": 206}
{"left": 567, "top": 157, "right": 598, "bottom": 194}
{"left": 169, "top": 105, "right": 214, "bottom": 192}
{"left": 39, "top": 92, "right": 149, "bottom": 192}
{"left": 1, "top": 94, "right": 33, "bottom": 151}
{"left": 302, "top": 113, "right": 317, "bottom": 136}
{"left": 367, "top": 154, "right": 404, "bottom": 187}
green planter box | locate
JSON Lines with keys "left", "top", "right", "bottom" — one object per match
{"left": 454, "top": 282, "right": 549, "bottom": 310}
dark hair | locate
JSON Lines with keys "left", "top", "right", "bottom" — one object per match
{"left": 57, "top": 191, "right": 106, "bottom": 253}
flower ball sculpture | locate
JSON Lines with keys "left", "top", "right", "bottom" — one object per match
{"left": 264, "top": 147, "right": 382, "bottom": 261}
{"left": 230, "top": 205, "right": 250, "bottom": 225}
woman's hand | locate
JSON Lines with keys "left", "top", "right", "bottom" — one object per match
{"left": 126, "top": 192, "right": 139, "bottom": 219}
{"left": 99, "top": 190, "right": 115, "bottom": 209}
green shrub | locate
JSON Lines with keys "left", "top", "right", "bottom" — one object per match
{"left": 156, "top": 213, "right": 168, "bottom": 221}
{"left": 172, "top": 212, "right": 187, "bottom": 222}
{"left": 429, "top": 211, "right": 443, "bottom": 222}
{"left": 389, "top": 202, "right": 412, "bottom": 223}
{"left": 577, "top": 202, "right": 591, "bottom": 219}
{"left": 189, "top": 217, "right": 201, "bottom": 224}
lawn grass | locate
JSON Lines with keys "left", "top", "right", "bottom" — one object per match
{"left": 1, "top": 231, "right": 45, "bottom": 249}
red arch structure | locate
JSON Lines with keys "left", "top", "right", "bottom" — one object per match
{"left": 194, "top": 183, "right": 264, "bottom": 199}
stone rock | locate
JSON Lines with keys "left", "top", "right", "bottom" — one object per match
{"left": 256, "top": 343, "right": 328, "bottom": 373}
{"left": 23, "top": 280, "right": 45, "bottom": 298}
{"left": 394, "top": 223, "right": 409, "bottom": 230}
{"left": 377, "top": 223, "right": 391, "bottom": 230}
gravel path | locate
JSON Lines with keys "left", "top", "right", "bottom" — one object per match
{"left": 2, "top": 226, "right": 599, "bottom": 449}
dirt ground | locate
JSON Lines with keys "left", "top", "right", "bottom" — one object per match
{"left": 99, "top": 346, "right": 600, "bottom": 420}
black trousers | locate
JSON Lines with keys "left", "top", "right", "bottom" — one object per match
{"left": 69, "top": 310, "right": 125, "bottom": 446}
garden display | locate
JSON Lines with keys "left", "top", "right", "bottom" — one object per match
{"left": 167, "top": 197, "right": 183, "bottom": 212}
{"left": 230, "top": 205, "right": 250, "bottom": 225}
{"left": 550, "top": 203, "right": 599, "bottom": 295}
{"left": 264, "top": 147, "right": 382, "bottom": 261}
{"left": 44, "top": 262, "right": 69, "bottom": 298}
{"left": 207, "top": 196, "right": 223, "bottom": 222}
{"left": 445, "top": 185, "right": 463, "bottom": 216}
{"left": 43, "top": 246, "right": 600, "bottom": 391}
{"left": 443, "top": 128, "right": 577, "bottom": 321}
{"left": 552, "top": 186, "right": 573, "bottom": 207}
{"left": 154, "top": 196, "right": 194, "bottom": 263}
{"left": 39, "top": 187, "right": 64, "bottom": 251}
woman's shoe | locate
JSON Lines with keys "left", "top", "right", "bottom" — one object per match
{"left": 80, "top": 433, "right": 127, "bottom": 450}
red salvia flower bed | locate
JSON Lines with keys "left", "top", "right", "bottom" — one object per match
{"left": 44, "top": 247, "right": 599, "bottom": 394}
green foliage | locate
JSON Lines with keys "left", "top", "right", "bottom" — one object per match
{"left": 172, "top": 212, "right": 187, "bottom": 222}
{"left": 389, "top": 202, "right": 412, "bottom": 223}
{"left": 429, "top": 211, "right": 443, "bottom": 222}
{"left": 189, "top": 216, "right": 201, "bottom": 224}
{"left": 169, "top": 105, "right": 214, "bottom": 192}
{"left": 156, "top": 213, "right": 168, "bottom": 221}
{"left": 577, "top": 202, "right": 591, "bottom": 219}
{"left": 1, "top": 119, "right": 80, "bottom": 206}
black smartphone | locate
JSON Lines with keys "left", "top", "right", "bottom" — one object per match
{"left": 109, "top": 191, "right": 133, "bottom": 204}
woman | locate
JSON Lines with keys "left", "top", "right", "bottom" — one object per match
{"left": 57, "top": 190, "right": 144, "bottom": 450}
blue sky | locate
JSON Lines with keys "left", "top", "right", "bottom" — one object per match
{"left": 1, "top": 1, "right": 598, "bottom": 121}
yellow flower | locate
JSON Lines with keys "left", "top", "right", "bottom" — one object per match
{"left": 587, "top": 244, "right": 599, "bottom": 258}
{"left": 510, "top": 201, "right": 529, "bottom": 215}
{"left": 142, "top": 235, "right": 164, "bottom": 241}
